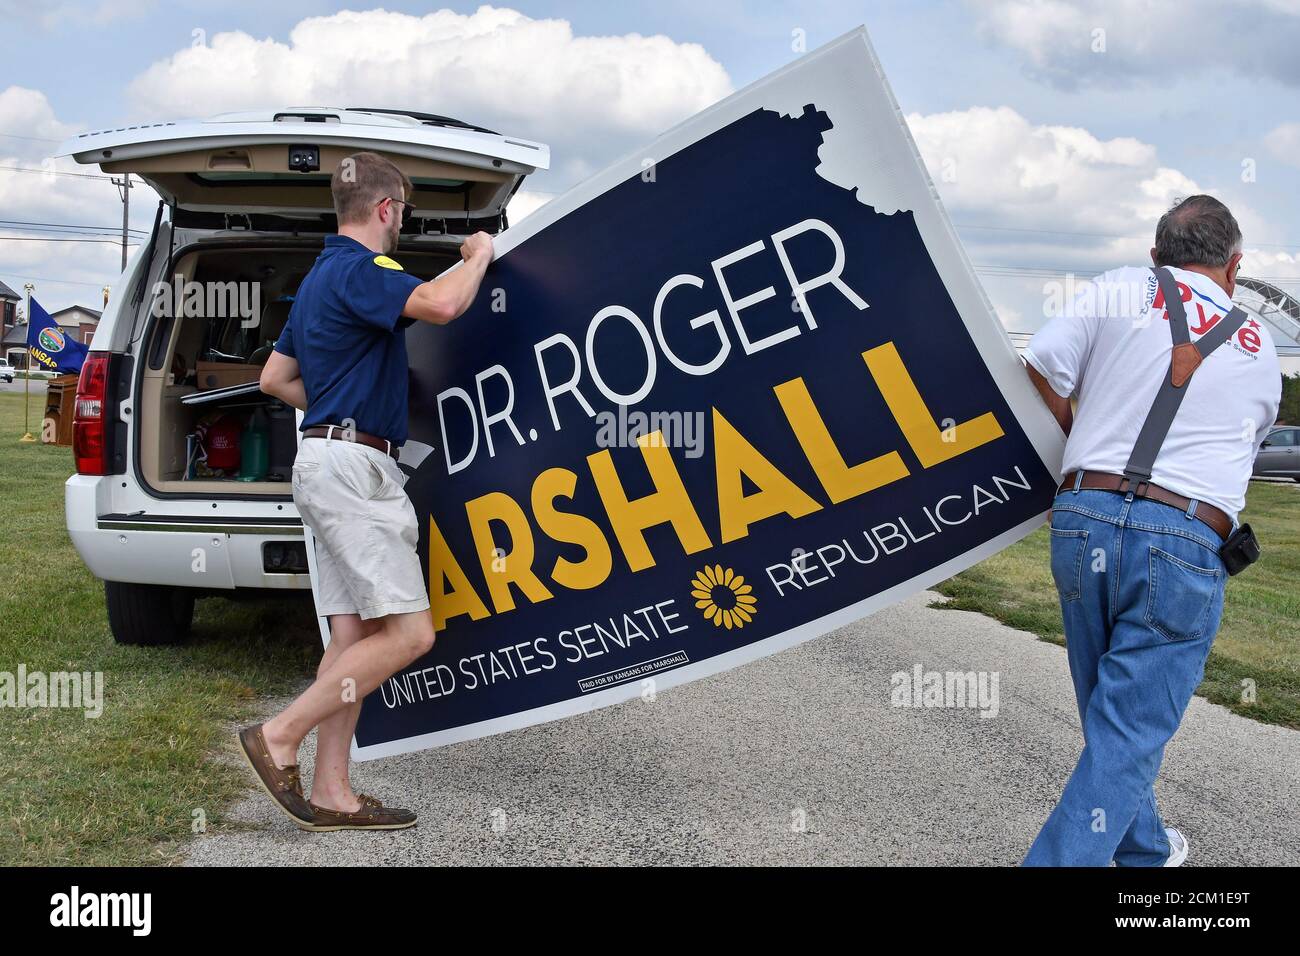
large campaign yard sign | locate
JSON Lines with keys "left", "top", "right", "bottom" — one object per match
{"left": 312, "top": 27, "right": 1066, "bottom": 760}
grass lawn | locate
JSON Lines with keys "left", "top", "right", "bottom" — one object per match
{"left": 936, "top": 480, "right": 1300, "bottom": 729}
{"left": 0, "top": 392, "right": 319, "bottom": 866}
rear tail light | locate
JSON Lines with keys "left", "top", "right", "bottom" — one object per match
{"left": 73, "top": 354, "right": 111, "bottom": 474}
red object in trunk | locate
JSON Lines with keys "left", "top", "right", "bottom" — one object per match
{"left": 206, "top": 417, "right": 242, "bottom": 470}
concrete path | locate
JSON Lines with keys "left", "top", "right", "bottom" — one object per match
{"left": 185, "top": 590, "right": 1300, "bottom": 866}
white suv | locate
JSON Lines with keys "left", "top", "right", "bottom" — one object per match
{"left": 60, "top": 107, "right": 548, "bottom": 645}
{"left": 0, "top": 360, "right": 13, "bottom": 383}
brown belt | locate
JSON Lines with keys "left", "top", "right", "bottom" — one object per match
{"left": 302, "top": 425, "right": 400, "bottom": 461}
{"left": 1057, "top": 470, "right": 1231, "bottom": 540}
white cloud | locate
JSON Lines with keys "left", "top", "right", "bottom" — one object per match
{"left": 903, "top": 104, "right": 1292, "bottom": 332}
{"left": 3, "top": 8, "right": 733, "bottom": 309}
{"left": 0, "top": 87, "right": 78, "bottom": 159}
{"left": 0, "top": 87, "right": 151, "bottom": 311}
{"left": 1240, "top": 248, "right": 1300, "bottom": 282}
{"left": 1265, "top": 122, "right": 1300, "bottom": 169}
{"left": 125, "top": 5, "right": 733, "bottom": 184}
{"left": 989, "top": 297, "right": 1024, "bottom": 327}
{"left": 907, "top": 105, "right": 1201, "bottom": 271}
{"left": 505, "top": 189, "right": 553, "bottom": 224}
{"left": 967, "top": 0, "right": 1300, "bottom": 88}
{"left": 905, "top": 104, "right": 1290, "bottom": 277}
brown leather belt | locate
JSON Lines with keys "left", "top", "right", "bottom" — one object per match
{"left": 1057, "top": 470, "right": 1231, "bottom": 540}
{"left": 302, "top": 425, "right": 400, "bottom": 460}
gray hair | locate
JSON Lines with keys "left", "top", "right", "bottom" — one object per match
{"left": 1153, "top": 195, "right": 1242, "bottom": 268}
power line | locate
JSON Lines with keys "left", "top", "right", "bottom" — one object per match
{"left": 0, "top": 130, "right": 61, "bottom": 144}
{"left": 976, "top": 266, "right": 1078, "bottom": 274}
{"left": 973, "top": 265, "right": 1300, "bottom": 286}
{"left": 955, "top": 222, "right": 1300, "bottom": 252}
{"left": 0, "top": 217, "right": 148, "bottom": 232}
{"left": 0, "top": 219, "right": 148, "bottom": 238}
{"left": 0, "top": 271, "right": 113, "bottom": 289}
{"left": 0, "top": 235, "right": 141, "bottom": 245}
{"left": 0, "top": 163, "right": 124, "bottom": 182}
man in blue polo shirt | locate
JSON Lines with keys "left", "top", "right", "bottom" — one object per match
{"left": 245, "top": 151, "right": 495, "bottom": 831}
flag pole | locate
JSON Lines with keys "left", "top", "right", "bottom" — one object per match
{"left": 20, "top": 283, "right": 36, "bottom": 442}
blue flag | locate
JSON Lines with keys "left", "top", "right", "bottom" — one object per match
{"left": 27, "top": 298, "right": 89, "bottom": 374}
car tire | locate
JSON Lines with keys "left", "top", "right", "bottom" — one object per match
{"left": 105, "top": 581, "right": 196, "bottom": 646}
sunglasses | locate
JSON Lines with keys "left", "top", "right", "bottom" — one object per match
{"left": 379, "top": 196, "right": 416, "bottom": 225}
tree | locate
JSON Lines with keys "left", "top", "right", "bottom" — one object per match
{"left": 1279, "top": 372, "right": 1300, "bottom": 426}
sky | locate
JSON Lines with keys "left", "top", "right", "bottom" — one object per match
{"left": 1, "top": 0, "right": 1298, "bottom": 344}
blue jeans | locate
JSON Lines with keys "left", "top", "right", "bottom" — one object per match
{"left": 1023, "top": 488, "right": 1227, "bottom": 867}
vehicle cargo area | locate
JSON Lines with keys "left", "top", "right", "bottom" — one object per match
{"left": 138, "top": 242, "right": 456, "bottom": 496}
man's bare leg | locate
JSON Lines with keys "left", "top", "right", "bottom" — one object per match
{"left": 308, "top": 614, "right": 382, "bottom": 812}
{"left": 259, "top": 609, "right": 434, "bottom": 769}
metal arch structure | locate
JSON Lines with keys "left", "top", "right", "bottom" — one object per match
{"left": 1234, "top": 275, "right": 1300, "bottom": 359}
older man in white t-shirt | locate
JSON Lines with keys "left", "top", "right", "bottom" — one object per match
{"left": 1020, "top": 195, "right": 1280, "bottom": 867}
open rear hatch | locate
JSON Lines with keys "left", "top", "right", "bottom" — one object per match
{"left": 56, "top": 107, "right": 548, "bottom": 500}
{"left": 58, "top": 107, "right": 550, "bottom": 231}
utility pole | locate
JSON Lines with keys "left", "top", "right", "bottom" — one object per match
{"left": 112, "top": 175, "right": 132, "bottom": 272}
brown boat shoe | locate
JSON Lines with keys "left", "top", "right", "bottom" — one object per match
{"left": 308, "top": 793, "right": 418, "bottom": 831}
{"left": 237, "top": 723, "right": 315, "bottom": 828}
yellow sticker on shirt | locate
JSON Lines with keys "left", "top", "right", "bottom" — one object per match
{"left": 373, "top": 255, "right": 404, "bottom": 271}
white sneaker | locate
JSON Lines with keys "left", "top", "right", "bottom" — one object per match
{"left": 1163, "top": 827, "right": 1189, "bottom": 867}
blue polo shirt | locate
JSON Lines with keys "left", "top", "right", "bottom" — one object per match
{"left": 274, "top": 235, "right": 423, "bottom": 445}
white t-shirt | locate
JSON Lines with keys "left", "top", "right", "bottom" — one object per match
{"left": 1024, "top": 266, "right": 1281, "bottom": 523}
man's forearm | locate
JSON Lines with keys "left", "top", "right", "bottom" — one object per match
{"left": 403, "top": 232, "right": 494, "bottom": 325}
{"left": 1025, "top": 362, "right": 1073, "bottom": 436}
{"left": 267, "top": 377, "right": 308, "bottom": 411}
{"left": 434, "top": 252, "right": 490, "bottom": 320}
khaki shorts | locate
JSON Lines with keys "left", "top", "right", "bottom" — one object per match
{"left": 292, "top": 436, "right": 430, "bottom": 621}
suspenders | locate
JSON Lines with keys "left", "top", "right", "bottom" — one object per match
{"left": 1120, "top": 267, "right": 1250, "bottom": 496}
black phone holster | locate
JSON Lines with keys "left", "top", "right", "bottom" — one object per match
{"left": 1219, "top": 523, "right": 1261, "bottom": 576}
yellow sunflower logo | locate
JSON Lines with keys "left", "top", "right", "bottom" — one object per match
{"left": 691, "top": 564, "right": 757, "bottom": 630}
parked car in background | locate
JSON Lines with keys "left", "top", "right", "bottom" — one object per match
{"left": 1253, "top": 425, "right": 1300, "bottom": 481}
{"left": 0, "top": 360, "right": 14, "bottom": 383}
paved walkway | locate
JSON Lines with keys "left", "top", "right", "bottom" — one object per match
{"left": 186, "top": 589, "right": 1300, "bottom": 866}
